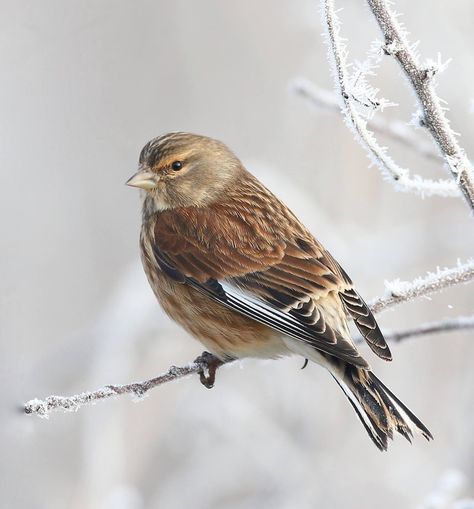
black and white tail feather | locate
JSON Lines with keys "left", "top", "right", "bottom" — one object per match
{"left": 332, "top": 364, "right": 433, "bottom": 451}
{"left": 283, "top": 338, "right": 432, "bottom": 450}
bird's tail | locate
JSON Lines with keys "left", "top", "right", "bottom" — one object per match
{"left": 332, "top": 364, "right": 433, "bottom": 451}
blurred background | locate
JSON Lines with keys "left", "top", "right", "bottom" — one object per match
{"left": 1, "top": 1, "right": 473, "bottom": 508}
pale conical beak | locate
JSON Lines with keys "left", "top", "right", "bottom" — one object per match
{"left": 126, "top": 168, "right": 158, "bottom": 190}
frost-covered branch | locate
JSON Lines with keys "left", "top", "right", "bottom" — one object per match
{"left": 370, "top": 259, "right": 474, "bottom": 314}
{"left": 24, "top": 260, "right": 474, "bottom": 418}
{"left": 24, "top": 313, "right": 473, "bottom": 419}
{"left": 24, "top": 352, "right": 230, "bottom": 418}
{"left": 382, "top": 315, "right": 474, "bottom": 343}
{"left": 292, "top": 78, "right": 442, "bottom": 164}
{"left": 320, "top": 0, "right": 460, "bottom": 198}
{"left": 366, "top": 0, "right": 474, "bottom": 211}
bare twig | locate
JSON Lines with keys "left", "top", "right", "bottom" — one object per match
{"left": 382, "top": 315, "right": 474, "bottom": 343}
{"left": 370, "top": 259, "right": 474, "bottom": 314}
{"left": 24, "top": 260, "right": 474, "bottom": 418}
{"left": 292, "top": 78, "right": 442, "bottom": 163}
{"left": 366, "top": 0, "right": 474, "bottom": 212}
{"left": 320, "top": 0, "right": 460, "bottom": 198}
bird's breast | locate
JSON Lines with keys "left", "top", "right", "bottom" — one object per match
{"left": 139, "top": 229, "right": 288, "bottom": 360}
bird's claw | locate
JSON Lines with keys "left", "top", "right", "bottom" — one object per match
{"left": 194, "top": 351, "right": 224, "bottom": 389}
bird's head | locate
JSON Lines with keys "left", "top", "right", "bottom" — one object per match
{"left": 126, "top": 132, "right": 243, "bottom": 213}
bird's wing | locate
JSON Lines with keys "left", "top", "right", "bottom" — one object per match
{"left": 151, "top": 189, "right": 390, "bottom": 365}
{"left": 338, "top": 283, "right": 391, "bottom": 360}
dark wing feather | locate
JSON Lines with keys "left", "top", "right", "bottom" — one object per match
{"left": 339, "top": 287, "right": 392, "bottom": 361}
{"left": 334, "top": 265, "right": 391, "bottom": 360}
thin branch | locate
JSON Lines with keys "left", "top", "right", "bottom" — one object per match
{"left": 24, "top": 353, "right": 231, "bottom": 418}
{"left": 292, "top": 78, "right": 442, "bottom": 164}
{"left": 320, "top": 0, "right": 460, "bottom": 198}
{"left": 382, "top": 315, "right": 474, "bottom": 343}
{"left": 24, "top": 260, "right": 474, "bottom": 418}
{"left": 24, "top": 314, "right": 473, "bottom": 419}
{"left": 370, "top": 259, "right": 474, "bottom": 314}
{"left": 366, "top": 0, "right": 474, "bottom": 212}
{"left": 24, "top": 365, "right": 197, "bottom": 417}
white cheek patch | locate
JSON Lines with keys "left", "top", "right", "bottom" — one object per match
{"left": 143, "top": 192, "right": 171, "bottom": 215}
{"left": 152, "top": 193, "right": 171, "bottom": 211}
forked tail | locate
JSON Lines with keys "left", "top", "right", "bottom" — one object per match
{"left": 333, "top": 365, "right": 433, "bottom": 451}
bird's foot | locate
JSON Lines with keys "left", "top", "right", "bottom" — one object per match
{"left": 194, "top": 351, "right": 224, "bottom": 389}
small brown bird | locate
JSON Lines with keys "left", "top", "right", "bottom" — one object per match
{"left": 127, "top": 132, "right": 432, "bottom": 450}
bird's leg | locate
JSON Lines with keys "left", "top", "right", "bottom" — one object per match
{"left": 194, "top": 351, "right": 224, "bottom": 389}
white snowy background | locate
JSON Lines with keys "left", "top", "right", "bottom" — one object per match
{"left": 1, "top": 1, "right": 473, "bottom": 508}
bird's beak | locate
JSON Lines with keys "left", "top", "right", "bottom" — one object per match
{"left": 126, "top": 167, "right": 158, "bottom": 190}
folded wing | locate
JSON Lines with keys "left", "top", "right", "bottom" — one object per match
{"left": 151, "top": 181, "right": 390, "bottom": 366}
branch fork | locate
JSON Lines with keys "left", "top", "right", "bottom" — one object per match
{"left": 320, "top": 0, "right": 474, "bottom": 206}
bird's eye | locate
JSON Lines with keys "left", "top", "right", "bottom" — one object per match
{"left": 171, "top": 161, "right": 183, "bottom": 171}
